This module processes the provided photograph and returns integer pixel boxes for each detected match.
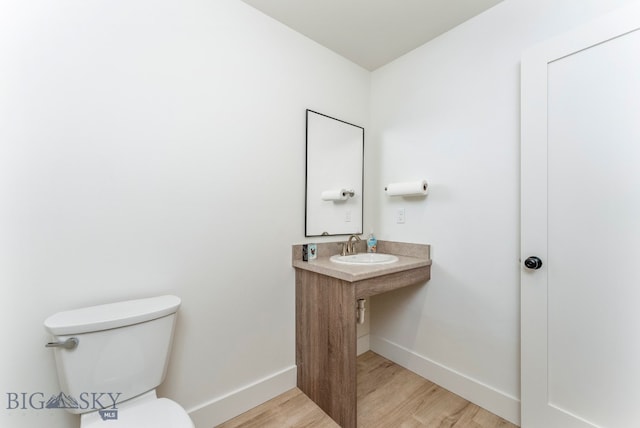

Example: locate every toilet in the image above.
[44,295,194,428]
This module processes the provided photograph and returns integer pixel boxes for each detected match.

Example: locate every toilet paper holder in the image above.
[321,189,355,201]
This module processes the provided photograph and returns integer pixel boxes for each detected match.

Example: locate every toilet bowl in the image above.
[80,391,193,428]
[44,295,194,428]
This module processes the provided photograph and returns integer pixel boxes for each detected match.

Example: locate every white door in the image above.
[521,3,640,427]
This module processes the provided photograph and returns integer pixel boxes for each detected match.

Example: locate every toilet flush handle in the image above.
[45,337,78,350]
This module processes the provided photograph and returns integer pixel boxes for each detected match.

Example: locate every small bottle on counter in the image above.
[367,233,377,253]
[302,244,317,261]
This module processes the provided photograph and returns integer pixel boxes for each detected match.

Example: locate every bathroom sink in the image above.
[330,253,399,265]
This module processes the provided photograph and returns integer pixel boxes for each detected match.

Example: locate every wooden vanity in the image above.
[292,241,431,428]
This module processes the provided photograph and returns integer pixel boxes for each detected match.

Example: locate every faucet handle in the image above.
[341,242,348,256]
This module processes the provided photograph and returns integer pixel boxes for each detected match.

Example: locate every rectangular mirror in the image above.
[305,110,364,237]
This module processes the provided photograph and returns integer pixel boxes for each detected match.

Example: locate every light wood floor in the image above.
[216,351,518,428]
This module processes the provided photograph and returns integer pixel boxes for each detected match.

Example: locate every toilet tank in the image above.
[44,295,181,414]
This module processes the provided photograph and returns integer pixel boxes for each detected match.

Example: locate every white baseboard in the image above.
[370,335,520,426]
[186,336,519,427]
[187,334,368,427]
[187,365,297,428]
[357,334,370,356]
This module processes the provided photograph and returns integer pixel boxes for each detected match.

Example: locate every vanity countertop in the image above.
[293,254,431,282]
[292,240,431,283]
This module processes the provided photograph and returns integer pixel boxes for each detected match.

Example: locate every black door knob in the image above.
[524,256,543,270]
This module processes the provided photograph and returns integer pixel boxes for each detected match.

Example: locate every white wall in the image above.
[0,1,369,427]
[368,0,636,424]
[4,0,637,427]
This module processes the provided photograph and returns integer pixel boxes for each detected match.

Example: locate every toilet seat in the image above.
[81,394,194,428]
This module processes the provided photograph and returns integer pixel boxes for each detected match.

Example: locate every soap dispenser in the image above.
[367,232,377,253]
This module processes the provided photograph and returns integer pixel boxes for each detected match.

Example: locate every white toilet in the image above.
[44,295,194,428]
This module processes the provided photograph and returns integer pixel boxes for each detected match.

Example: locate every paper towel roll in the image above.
[385,180,428,196]
[321,189,349,201]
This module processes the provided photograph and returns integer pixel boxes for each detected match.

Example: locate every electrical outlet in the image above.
[396,208,406,224]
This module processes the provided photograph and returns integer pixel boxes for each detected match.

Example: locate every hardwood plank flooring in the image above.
[215,388,338,428]
[216,351,518,428]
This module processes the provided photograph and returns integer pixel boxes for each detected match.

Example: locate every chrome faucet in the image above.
[341,234,362,256]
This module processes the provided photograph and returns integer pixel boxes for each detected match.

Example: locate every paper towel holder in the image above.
[384,180,429,197]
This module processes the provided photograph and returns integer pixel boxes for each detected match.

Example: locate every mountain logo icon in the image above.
[45,392,79,409]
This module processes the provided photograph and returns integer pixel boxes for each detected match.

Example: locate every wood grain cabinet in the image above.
[292,241,431,428]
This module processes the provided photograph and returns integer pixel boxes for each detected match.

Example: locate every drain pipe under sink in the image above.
[356,299,366,325]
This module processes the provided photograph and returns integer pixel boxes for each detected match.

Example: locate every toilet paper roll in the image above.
[385,180,428,196]
[321,189,349,201]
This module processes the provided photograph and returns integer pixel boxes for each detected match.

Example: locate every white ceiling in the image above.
[240,0,504,70]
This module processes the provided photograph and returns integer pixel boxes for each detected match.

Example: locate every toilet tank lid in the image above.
[44,295,181,335]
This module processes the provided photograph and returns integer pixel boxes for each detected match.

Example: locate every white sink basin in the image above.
[330,253,399,265]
